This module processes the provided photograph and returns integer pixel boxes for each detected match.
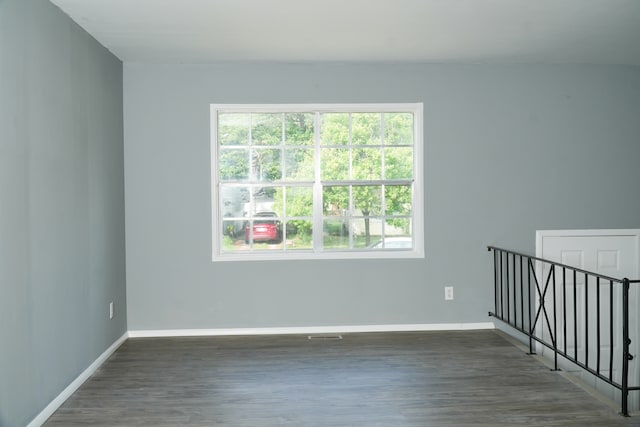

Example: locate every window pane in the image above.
[286,186,313,217]
[352,113,381,145]
[320,113,349,145]
[218,113,249,146]
[384,113,413,145]
[252,148,281,181]
[220,185,250,218]
[353,148,382,180]
[285,220,312,250]
[384,147,413,179]
[353,186,382,217]
[351,217,382,248]
[221,220,246,253]
[285,148,314,181]
[321,148,349,181]
[251,113,282,146]
[384,218,412,241]
[219,149,249,181]
[323,186,350,215]
[220,185,250,252]
[384,185,412,216]
[285,113,314,146]
[251,186,279,214]
[323,219,350,249]
[275,183,313,250]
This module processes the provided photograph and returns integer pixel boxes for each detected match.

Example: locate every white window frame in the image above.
[210,103,424,262]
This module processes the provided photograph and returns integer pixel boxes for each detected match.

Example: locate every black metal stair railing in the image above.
[487,246,640,417]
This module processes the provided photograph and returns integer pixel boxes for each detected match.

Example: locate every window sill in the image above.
[212,248,424,262]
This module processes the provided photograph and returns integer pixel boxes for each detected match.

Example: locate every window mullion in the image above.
[282,186,287,250]
[348,113,353,181]
[281,113,286,250]
[381,183,386,242]
[348,114,354,249]
[312,112,323,252]
[349,185,354,249]
[381,113,386,181]
[280,112,285,185]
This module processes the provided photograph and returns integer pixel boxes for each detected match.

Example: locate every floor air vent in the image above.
[308,334,343,340]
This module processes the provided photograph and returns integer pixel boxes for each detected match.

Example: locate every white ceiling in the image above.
[50,0,640,65]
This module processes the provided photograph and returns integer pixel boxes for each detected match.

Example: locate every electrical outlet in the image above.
[109,302,114,320]
[445,286,454,301]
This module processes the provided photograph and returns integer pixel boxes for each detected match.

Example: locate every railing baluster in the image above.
[573,269,578,361]
[493,251,498,316]
[563,267,567,355]
[553,265,558,370]
[513,253,517,329]
[527,257,534,354]
[622,278,630,417]
[500,250,504,319]
[585,273,589,369]
[596,277,601,375]
[520,255,524,331]
[506,252,510,324]
[609,280,614,383]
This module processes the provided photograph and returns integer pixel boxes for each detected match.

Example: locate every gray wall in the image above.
[0,0,126,426]
[124,62,640,331]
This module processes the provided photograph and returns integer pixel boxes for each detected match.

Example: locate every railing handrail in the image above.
[488,245,628,284]
[488,246,639,417]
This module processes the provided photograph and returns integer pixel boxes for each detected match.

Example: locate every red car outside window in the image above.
[245,212,282,243]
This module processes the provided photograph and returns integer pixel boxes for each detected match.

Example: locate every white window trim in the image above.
[210,103,424,262]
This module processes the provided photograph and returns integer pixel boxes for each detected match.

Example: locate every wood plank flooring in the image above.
[44,330,639,426]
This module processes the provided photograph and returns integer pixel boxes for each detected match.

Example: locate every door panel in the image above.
[536,230,640,408]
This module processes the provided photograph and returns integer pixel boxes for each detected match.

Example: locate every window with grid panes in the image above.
[211,104,423,261]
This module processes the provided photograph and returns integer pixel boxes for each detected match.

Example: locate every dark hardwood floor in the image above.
[44,330,639,426]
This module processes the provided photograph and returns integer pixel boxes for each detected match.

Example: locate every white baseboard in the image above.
[27,332,128,427]
[128,322,495,338]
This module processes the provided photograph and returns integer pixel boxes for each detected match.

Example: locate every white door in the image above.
[536,229,640,409]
